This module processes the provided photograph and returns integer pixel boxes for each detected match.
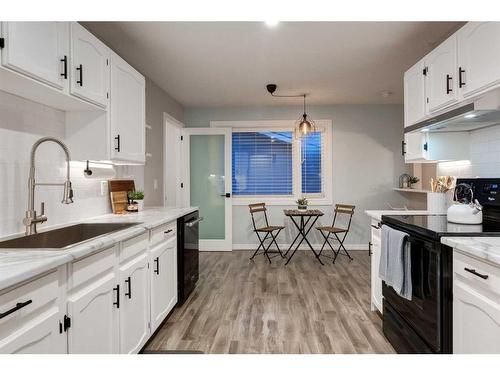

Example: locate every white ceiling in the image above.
[82,21,464,107]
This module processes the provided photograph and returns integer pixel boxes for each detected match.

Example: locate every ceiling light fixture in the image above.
[265,20,280,27]
[266,84,316,139]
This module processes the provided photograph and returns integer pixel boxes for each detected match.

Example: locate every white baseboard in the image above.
[232,243,369,251]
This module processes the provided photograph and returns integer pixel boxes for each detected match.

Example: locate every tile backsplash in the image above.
[0,90,144,238]
[437,125,500,179]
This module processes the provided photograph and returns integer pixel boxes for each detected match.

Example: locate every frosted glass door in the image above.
[183,128,232,251]
[190,135,225,239]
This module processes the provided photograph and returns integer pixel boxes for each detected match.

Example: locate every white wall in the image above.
[0,90,143,238]
[185,104,410,248]
[437,125,500,178]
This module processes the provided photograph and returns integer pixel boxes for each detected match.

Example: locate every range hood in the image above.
[405,89,500,134]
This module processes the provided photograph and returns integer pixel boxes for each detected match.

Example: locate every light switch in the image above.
[100,181,108,196]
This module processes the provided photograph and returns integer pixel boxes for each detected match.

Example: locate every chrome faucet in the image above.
[23,137,74,235]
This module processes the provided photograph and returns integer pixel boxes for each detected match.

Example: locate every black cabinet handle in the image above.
[401,140,406,156]
[368,241,372,256]
[76,64,83,86]
[446,74,452,94]
[154,257,159,275]
[464,267,489,280]
[0,300,32,319]
[125,277,132,299]
[371,224,382,230]
[164,229,173,234]
[114,135,120,152]
[459,67,465,88]
[113,284,120,308]
[60,56,68,79]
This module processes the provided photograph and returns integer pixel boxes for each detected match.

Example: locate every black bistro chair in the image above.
[316,204,355,263]
[248,203,285,263]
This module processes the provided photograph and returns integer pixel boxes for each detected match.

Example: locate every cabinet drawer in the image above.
[454,251,500,296]
[0,270,59,326]
[150,222,177,247]
[120,233,148,263]
[70,246,117,289]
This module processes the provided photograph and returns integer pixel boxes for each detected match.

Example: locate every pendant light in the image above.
[266,84,316,139]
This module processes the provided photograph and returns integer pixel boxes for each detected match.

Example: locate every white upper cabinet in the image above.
[404,132,427,162]
[70,22,110,107]
[1,22,69,91]
[458,22,500,98]
[425,35,458,113]
[110,50,146,163]
[404,58,426,127]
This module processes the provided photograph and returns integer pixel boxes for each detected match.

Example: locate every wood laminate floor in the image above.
[145,250,395,354]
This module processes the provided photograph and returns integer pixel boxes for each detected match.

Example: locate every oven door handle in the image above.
[186,217,203,227]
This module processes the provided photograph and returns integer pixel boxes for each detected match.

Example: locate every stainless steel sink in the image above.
[0,223,142,249]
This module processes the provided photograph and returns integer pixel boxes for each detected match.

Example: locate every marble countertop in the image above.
[0,206,197,291]
[365,210,429,221]
[441,237,500,267]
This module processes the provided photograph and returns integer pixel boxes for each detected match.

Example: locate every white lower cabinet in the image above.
[150,236,178,332]
[0,222,179,354]
[453,251,500,354]
[67,272,119,354]
[369,219,383,313]
[119,252,150,354]
[0,269,66,354]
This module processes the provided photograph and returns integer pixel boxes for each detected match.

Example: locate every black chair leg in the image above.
[319,231,339,263]
[270,229,284,258]
[317,231,330,257]
[334,233,353,261]
[250,232,269,260]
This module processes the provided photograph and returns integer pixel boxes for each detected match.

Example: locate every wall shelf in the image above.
[394,188,430,194]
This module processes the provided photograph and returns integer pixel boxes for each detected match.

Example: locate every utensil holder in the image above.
[427,192,447,214]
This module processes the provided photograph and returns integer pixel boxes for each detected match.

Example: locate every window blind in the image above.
[232,131,293,196]
[301,132,323,194]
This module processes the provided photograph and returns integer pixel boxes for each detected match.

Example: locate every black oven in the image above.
[177,211,201,304]
[380,220,453,353]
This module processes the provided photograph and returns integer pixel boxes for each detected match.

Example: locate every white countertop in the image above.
[441,236,500,267]
[0,207,197,291]
[365,210,429,221]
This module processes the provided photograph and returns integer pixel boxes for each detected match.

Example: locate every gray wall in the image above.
[185,104,411,247]
[145,78,184,207]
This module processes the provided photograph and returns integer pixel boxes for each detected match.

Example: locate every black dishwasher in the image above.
[177,211,201,304]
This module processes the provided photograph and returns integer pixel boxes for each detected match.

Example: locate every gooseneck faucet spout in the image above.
[24,137,74,236]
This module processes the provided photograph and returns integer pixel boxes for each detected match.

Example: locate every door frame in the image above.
[163,112,185,208]
[181,127,232,251]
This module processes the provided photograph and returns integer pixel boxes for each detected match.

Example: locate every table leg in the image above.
[285,216,324,266]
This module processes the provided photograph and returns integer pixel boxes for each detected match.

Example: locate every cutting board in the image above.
[108,180,135,214]
[108,179,135,194]
[110,191,129,214]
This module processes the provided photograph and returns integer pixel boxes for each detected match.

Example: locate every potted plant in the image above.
[296,197,308,210]
[128,190,145,212]
[409,176,420,188]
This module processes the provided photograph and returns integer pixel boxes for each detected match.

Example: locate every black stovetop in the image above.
[381,214,500,240]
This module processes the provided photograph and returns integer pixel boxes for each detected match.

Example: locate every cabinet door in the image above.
[1,22,69,90]
[458,22,500,98]
[404,59,426,127]
[370,220,383,313]
[70,22,110,107]
[425,36,458,113]
[150,237,178,332]
[0,308,65,354]
[454,280,500,354]
[110,51,146,163]
[67,273,119,354]
[404,133,427,162]
[119,253,150,354]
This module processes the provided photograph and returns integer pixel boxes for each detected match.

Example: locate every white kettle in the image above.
[447,183,483,224]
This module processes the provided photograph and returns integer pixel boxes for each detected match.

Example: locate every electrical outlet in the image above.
[100,181,108,196]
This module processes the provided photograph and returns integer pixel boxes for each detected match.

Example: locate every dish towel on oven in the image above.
[379,225,412,300]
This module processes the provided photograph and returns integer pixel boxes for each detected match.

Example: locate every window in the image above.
[212,119,332,205]
[301,132,322,194]
[232,131,293,195]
